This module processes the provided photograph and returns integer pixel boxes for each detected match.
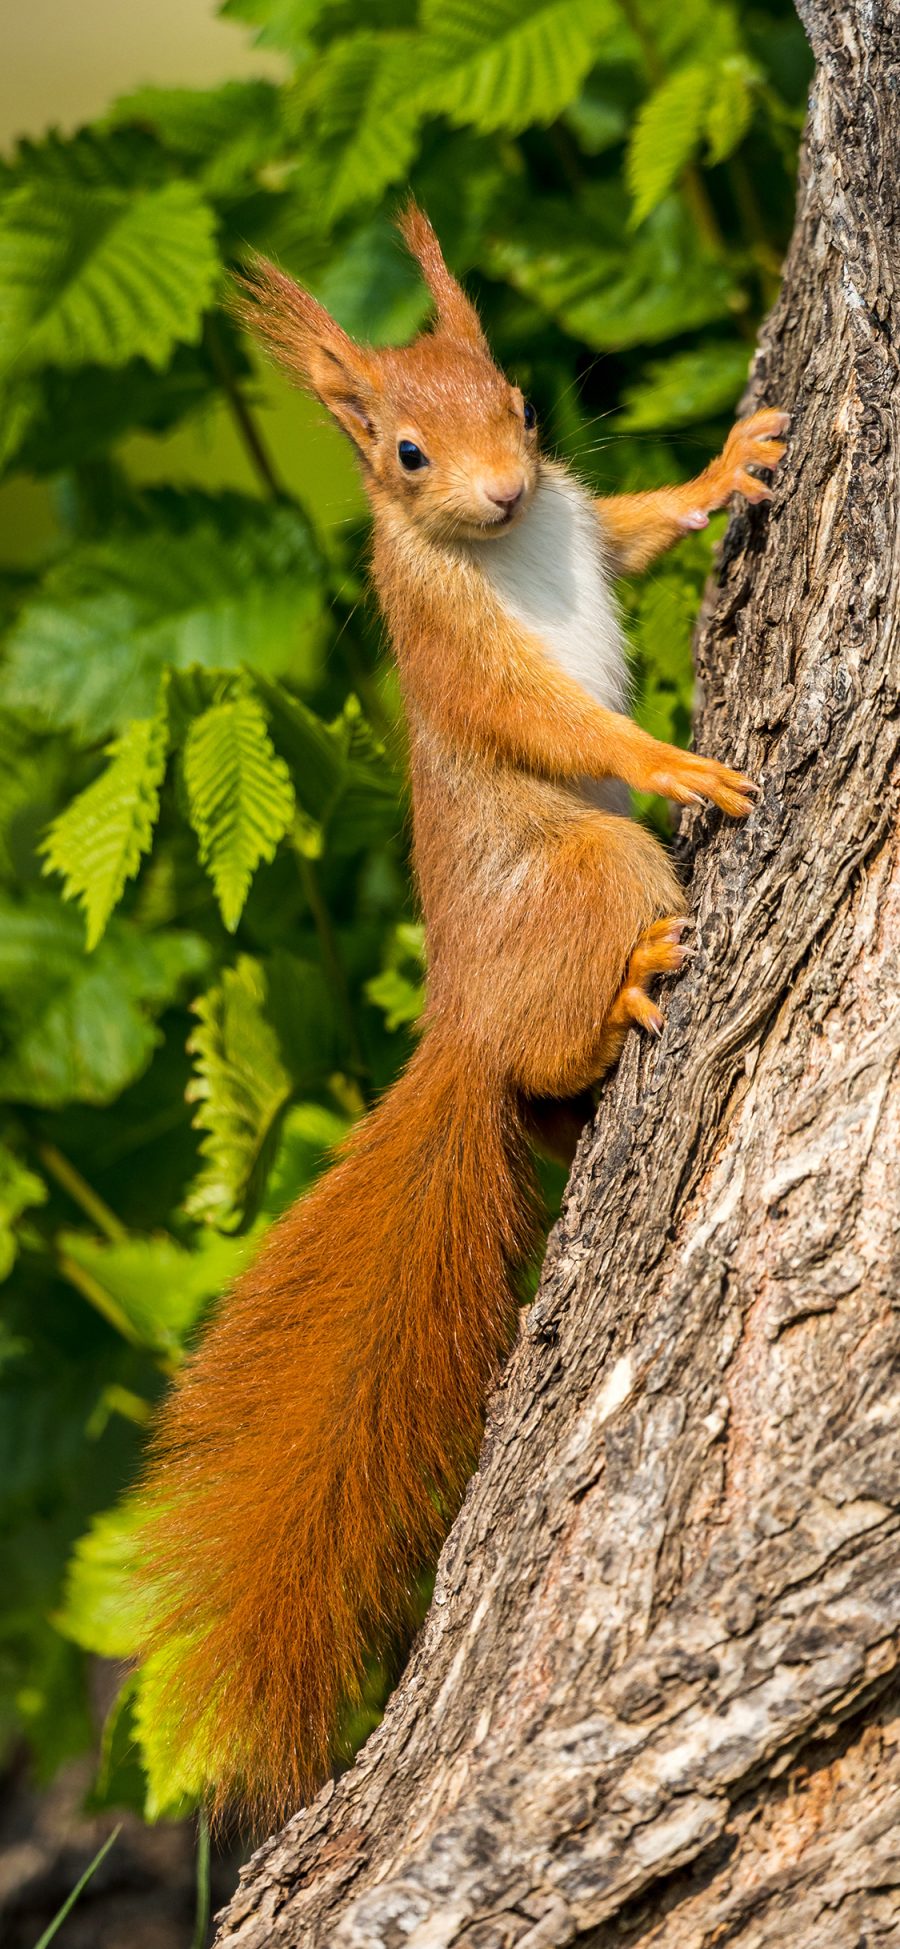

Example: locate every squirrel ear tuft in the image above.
[397,201,486,349]
[233,256,382,453]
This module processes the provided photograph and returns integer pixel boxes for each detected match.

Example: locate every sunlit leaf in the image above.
[1,501,323,740]
[415,0,616,135]
[42,702,169,949]
[183,692,295,931]
[0,178,220,376]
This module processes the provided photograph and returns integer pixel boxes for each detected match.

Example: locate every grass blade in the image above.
[32,1824,121,1949]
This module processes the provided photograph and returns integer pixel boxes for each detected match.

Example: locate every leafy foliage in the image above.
[1,499,324,739]
[0,0,808,1835]
[415,0,617,136]
[183,692,296,931]
[42,703,169,949]
[183,951,335,1229]
[0,178,220,375]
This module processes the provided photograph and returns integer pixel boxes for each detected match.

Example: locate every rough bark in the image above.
[217,2,900,1941]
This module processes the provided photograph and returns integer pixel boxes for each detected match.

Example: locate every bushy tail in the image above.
[137,1024,535,1825]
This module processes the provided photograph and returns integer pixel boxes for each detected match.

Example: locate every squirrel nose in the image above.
[486,479,525,514]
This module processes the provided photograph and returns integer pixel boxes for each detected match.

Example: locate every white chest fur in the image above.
[473,465,628,715]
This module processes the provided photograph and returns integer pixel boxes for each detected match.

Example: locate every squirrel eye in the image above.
[398,439,428,471]
[523,399,537,431]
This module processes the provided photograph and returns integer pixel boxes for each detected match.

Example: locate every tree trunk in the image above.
[217,3,900,1941]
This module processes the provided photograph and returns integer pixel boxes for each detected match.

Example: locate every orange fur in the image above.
[143,1027,534,1821]
[140,206,786,1824]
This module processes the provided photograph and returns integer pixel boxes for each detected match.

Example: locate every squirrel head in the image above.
[237,203,539,542]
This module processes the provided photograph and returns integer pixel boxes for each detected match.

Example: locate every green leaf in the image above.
[0,709,65,881]
[0,178,220,377]
[219,0,329,54]
[1,123,172,192]
[133,1646,206,1819]
[302,33,423,220]
[56,1500,150,1661]
[183,692,295,930]
[0,895,207,1107]
[313,219,432,345]
[0,1142,47,1281]
[261,1099,349,1215]
[1,347,228,481]
[629,550,709,746]
[184,950,337,1230]
[253,677,400,857]
[416,0,615,135]
[183,954,292,1230]
[365,920,425,1031]
[57,1228,251,1355]
[106,80,286,195]
[705,55,758,163]
[626,64,713,226]
[620,341,749,429]
[42,703,169,949]
[564,84,630,155]
[489,194,740,351]
[1,501,324,740]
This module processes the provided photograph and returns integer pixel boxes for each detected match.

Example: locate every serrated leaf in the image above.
[489,196,740,351]
[2,124,173,193]
[0,1143,47,1281]
[0,177,221,377]
[56,1501,150,1661]
[312,219,431,345]
[184,950,336,1229]
[42,705,169,950]
[184,693,295,930]
[303,33,423,220]
[0,709,66,881]
[626,65,713,227]
[57,1228,251,1355]
[261,1099,349,1216]
[416,0,615,135]
[621,341,749,429]
[0,894,207,1107]
[564,85,630,155]
[183,955,291,1230]
[1,501,323,740]
[107,80,286,195]
[630,553,708,746]
[365,920,425,1031]
[133,1645,207,1819]
[251,672,345,815]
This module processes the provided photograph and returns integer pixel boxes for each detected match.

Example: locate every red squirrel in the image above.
[137,204,787,1824]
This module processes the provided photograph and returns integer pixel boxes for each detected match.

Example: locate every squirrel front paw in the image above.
[714,407,790,508]
[645,748,758,819]
[678,408,789,531]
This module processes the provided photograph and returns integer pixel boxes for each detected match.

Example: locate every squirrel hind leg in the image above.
[595,914,690,1069]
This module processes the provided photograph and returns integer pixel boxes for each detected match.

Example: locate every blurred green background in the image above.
[0,0,809,1939]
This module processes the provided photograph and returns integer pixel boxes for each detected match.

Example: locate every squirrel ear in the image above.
[234,257,382,455]
[397,201,486,349]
